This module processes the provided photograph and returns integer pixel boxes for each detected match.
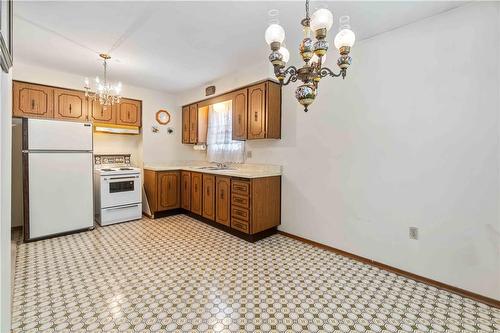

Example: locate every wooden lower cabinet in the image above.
[202,174,215,220]
[157,171,180,211]
[144,169,281,239]
[144,170,180,216]
[190,172,202,215]
[230,177,281,234]
[181,171,191,210]
[215,176,230,226]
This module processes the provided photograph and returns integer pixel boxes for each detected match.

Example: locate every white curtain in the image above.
[207,100,245,163]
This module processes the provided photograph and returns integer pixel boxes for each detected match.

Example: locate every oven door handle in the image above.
[104,176,140,181]
[104,203,140,211]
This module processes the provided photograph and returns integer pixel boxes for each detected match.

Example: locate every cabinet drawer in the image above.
[231,193,249,208]
[231,206,249,221]
[232,180,249,196]
[231,218,249,233]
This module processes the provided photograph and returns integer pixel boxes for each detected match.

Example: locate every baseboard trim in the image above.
[278,231,499,309]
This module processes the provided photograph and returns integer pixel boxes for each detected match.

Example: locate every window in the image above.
[206,101,245,163]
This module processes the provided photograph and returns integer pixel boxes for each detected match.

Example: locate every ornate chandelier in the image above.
[265,0,355,111]
[84,53,122,107]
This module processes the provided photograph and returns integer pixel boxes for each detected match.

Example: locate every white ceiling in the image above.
[14,1,466,93]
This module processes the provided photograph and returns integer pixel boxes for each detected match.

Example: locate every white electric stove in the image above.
[93,154,142,226]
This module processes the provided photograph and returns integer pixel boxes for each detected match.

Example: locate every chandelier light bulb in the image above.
[334,28,355,49]
[310,8,334,32]
[265,24,285,45]
[279,47,290,63]
[95,77,100,84]
[334,16,355,49]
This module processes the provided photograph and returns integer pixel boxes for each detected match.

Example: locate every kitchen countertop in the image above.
[143,163,282,179]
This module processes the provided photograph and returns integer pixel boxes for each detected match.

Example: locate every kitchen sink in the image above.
[195,166,236,171]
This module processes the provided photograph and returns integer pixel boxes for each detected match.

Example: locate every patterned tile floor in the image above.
[12,215,499,332]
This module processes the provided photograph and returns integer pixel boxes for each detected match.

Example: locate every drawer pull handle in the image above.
[69,104,72,113]
[207,187,210,196]
[194,184,198,192]
[31,99,35,109]
[221,189,224,199]
[254,112,258,121]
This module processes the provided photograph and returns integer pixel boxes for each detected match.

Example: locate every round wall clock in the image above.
[156,110,171,125]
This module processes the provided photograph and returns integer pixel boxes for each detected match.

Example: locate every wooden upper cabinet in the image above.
[13,81,54,119]
[182,106,190,143]
[157,171,180,211]
[247,81,281,140]
[89,99,115,124]
[216,176,231,226]
[232,89,247,141]
[189,104,198,143]
[181,79,281,144]
[53,88,88,122]
[12,80,143,128]
[202,174,215,220]
[248,82,266,140]
[190,172,202,215]
[115,98,141,127]
[181,171,191,210]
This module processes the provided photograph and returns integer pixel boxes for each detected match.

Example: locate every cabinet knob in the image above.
[207,187,210,196]
[221,189,224,199]
[238,115,241,124]
[254,112,258,121]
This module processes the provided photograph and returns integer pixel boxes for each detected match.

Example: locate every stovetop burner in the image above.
[100,168,114,171]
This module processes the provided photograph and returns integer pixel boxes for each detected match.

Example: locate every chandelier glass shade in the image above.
[84,53,122,107]
[265,0,355,112]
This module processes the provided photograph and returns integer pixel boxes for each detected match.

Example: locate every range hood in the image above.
[93,123,140,135]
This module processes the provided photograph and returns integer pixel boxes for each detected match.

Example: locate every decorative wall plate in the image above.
[156,110,171,125]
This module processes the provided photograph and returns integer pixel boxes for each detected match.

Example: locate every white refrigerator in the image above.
[23,118,94,241]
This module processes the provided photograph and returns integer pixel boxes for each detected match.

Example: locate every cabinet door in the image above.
[189,104,198,143]
[247,82,266,139]
[116,99,141,127]
[181,171,191,210]
[215,176,230,226]
[232,89,247,140]
[157,171,180,211]
[53,88,88,122]
[13,81,54,119]
[182,106,190,143]
[202,174,215,220]
[190,172,202,215]
[89,99,115,124]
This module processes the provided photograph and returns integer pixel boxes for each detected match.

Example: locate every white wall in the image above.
[12,61,200,167]
[179,3,500,300]
[0,69,13,332]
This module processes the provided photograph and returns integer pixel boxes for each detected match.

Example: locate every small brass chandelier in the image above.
[265,0,355,111]
[84,53,122,107]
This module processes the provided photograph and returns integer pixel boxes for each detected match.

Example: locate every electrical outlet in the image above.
[246,150,252,158]
[409,227,418,240]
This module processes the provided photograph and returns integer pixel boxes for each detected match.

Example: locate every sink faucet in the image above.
[216,162,227,169]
